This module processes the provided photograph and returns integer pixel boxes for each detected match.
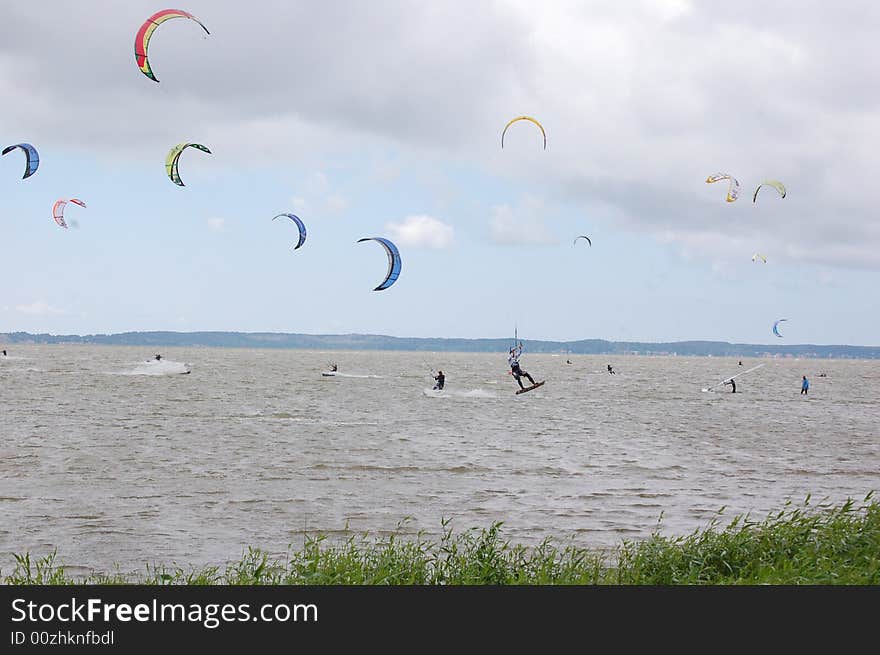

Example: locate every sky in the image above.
[1,0,878,345]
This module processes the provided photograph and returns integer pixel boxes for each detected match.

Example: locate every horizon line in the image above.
[2,329,878,350]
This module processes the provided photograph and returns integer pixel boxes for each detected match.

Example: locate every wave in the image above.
[118,360,192,376]
[321,372,382,379]
[422,388,497,399]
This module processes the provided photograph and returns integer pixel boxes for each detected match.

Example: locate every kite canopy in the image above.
[272,213,307,250]
[52,198,86,229]
[358,237,401,291]
[2,143,39,179]
[706,173,740,202]
[501,116,547,150]
[573,235,592,247]
[165,143,211,186]
[751,253,767,263]
[135,9,210,82]
[753,180,786,203]
[772,318,787,338]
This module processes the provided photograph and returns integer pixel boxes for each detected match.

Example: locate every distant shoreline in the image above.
[2,331,878,359]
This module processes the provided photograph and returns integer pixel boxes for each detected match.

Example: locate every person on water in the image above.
[607,364,615,374]
[433,370,445,391]
[1,349,6,357]
[801,375,809,395]
[154,354,162,361]
[738,360,743,366]
[330,363,338,372]
[508,344,536,390]
[566,359,572,365]
[724,378,736,393]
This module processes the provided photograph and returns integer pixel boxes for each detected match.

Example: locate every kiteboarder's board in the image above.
[321,372,336,376]
[515,381,545,395]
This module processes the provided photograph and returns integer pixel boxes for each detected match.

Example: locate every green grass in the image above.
[4,494,878,585]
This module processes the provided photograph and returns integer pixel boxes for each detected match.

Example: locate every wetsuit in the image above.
[433,372,445,390]
[801,377,809,395]
[607,365,615,374]
[730,379,736,393]
[508,346,535,389]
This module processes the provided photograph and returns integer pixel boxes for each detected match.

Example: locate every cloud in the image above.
[304,172,330,195]
[291,172,348,216]
[3,1,880,269]
[488,203,556,246]
[207,217,227,232]
[290,196,308,214]
[385,215,454,249]
[325,194,349,214]
[16,301,65,316]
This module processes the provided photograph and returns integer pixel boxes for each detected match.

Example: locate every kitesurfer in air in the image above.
[607,364,615,374]
[508,344,536,390]
[801,375,809,395]
[433,370,445,391]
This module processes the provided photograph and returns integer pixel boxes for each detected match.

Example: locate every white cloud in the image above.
[305,172,331,195]
[385,215,454,249]
[488,204,556,246]
[3,1,880,269]
[290,196,308,214]
[290,173,347,217]
[16,301,65,316]
[325,194,349,214]
[207,217,227,232]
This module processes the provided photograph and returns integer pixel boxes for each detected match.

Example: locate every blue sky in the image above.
[2,1,878,345]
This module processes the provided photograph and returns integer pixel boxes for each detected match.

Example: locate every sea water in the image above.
[1,345,877,573]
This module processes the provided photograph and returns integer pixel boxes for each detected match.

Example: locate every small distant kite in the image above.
[165,143,211,186]
[706,173,740,202]
[52,199,86,229]
[753,180,786,203]
[272,213,307,250]
[573,235,592,247]
[751,253,767,263]
[2,143,39,179]
[358,237,401,291]
[772,318,787,338]
[501,116,547,150]
[135,9,210,82]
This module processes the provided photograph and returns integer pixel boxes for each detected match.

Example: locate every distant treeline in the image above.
[2,331,878,359]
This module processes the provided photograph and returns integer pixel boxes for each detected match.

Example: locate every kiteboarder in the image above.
[432,370,445,391]
[724,378,736,393]
[607,364,615,374]
[330,363,338,372]
[1,349,6,357]
[154,354,162,361]
[801,375,809,395]
[508,344,536,390]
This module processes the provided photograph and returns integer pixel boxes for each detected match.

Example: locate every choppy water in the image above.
[1,345,877,574]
